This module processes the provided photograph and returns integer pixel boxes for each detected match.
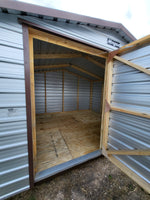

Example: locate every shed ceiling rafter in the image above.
[70,64,103,81]
[83,55,105,69]
[34,53,105,69]
[34,64,69,70]
[35,63,103,81]
[35,68,92,81]
[34,53,82,59]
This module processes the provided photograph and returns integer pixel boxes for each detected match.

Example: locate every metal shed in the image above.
[0,1,150,199]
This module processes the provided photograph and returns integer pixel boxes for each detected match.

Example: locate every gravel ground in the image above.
[8,156,150,200]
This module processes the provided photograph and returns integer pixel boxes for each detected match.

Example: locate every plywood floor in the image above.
[36,110,101,173]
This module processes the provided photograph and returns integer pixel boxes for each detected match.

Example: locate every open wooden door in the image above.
[100,35,150,193]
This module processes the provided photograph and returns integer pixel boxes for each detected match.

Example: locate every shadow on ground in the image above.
[8,156,150,200]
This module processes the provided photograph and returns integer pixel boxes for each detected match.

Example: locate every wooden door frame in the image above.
[100,35,150,193]
[23,25,106,188]
[23,24,35,188]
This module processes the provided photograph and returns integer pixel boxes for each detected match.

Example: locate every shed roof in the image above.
[0,0,136,43]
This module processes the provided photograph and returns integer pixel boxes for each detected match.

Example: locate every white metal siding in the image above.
[19,16,127,51]
[79,78,90,110]
[46,71,63,113]
[64,72,78,111]
[92,82,102,113]
[112,45,150,114]
[0,13,29,200]
[108,44,150,185]
[35,73,45,114]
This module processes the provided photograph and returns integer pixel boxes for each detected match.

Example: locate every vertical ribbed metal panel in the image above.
[64,72,78,111]
[92,81,102,113]
[108,44,150,186]
[34,73,45,114]
[0,13,29,199]
[46,71,63,113]
[79,78,90,110]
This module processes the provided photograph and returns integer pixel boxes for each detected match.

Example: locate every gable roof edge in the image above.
[0,0,136,41]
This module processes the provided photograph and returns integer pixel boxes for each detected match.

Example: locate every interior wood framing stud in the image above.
[100,58,113,150]
[29,35,37,175]
[44,72,47,113]
[114,56,150,76]
[77,77,79,110]
[84,55,105,69]
[100,83,104,115]
[35,64,69,70]
[29,27,107,58]
[34,53,82,59]
[111,106,150,119]
[62,70,64,112]
[90,81,93,110]
[70,64,103,81]
[107,149,150,156]
[108,155,150,194]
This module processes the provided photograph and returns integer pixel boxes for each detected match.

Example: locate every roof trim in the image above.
[18,18,108,53]
[0,0,136,41]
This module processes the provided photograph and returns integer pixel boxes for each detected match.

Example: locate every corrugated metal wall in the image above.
[35,73,45,114]
[92,81,102,113]
[46,71,63,113]
[0,13,29,199]
[34,71,103,113]
[79,78,90,110]
[108,44,150,185]
[64,72,78,111]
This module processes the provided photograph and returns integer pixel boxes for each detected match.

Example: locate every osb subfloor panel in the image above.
[36,110,101,173]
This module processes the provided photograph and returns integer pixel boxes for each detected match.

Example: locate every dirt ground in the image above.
[9,156,149,200]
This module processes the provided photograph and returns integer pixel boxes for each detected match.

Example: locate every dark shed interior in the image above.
[33,39,105,173]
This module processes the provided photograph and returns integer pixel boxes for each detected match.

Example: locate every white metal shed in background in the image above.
[0,0,150,199]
